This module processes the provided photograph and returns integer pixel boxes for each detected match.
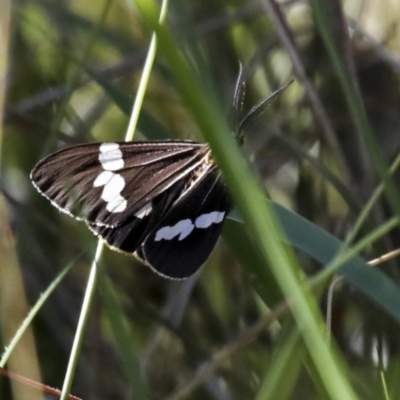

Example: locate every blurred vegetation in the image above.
[2,0,400,399]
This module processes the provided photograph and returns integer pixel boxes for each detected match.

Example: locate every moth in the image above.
[31,68,289,279]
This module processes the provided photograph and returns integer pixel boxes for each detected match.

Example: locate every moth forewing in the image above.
[31,141,210,228]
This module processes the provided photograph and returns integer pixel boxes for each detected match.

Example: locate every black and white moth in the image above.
[31,68,290,279]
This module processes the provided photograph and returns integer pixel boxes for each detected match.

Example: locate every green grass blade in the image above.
[229,201,400,325]
[255,323,304,400]
[98,268,150,400]
[134,2,358,398]
[60,243,103,400]
[0,255,82,367]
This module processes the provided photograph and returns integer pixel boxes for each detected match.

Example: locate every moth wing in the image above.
[31,141,208,227]
[138,166,231,279]
[87,180,185,254]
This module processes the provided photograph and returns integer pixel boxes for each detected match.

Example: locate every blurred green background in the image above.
[2,0,400,399]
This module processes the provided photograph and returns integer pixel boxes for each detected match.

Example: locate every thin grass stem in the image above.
[0,255,82,367]
[60,1,169,398]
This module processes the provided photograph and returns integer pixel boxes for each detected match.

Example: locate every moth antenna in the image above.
[237,79,294,143]
[232,62,246,131]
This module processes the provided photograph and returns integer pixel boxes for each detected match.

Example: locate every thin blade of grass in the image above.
[134,2,358,398]
[98,268,150,400]
[0,254,84,367]
[255,323,304,400]
[60,1,170,398]
[229,201,400,325]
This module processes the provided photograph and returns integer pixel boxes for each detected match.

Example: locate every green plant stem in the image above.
[381,370,390,400]
[313,216,399,284]
[60,1,169,398]
[60,243,103,400]
[98,270,150,399]
[134,2,358,398]
[344,151,400,246]
[0,256,81,367]
[126,0,169,142]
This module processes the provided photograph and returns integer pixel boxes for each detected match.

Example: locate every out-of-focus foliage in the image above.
[2,0,400,399]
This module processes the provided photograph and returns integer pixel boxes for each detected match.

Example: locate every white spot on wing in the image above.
[134,203,152,219]
[106,195,127,212]
[178,221,195,240]
[100,143,119,152]
[195,211,225,228]
[155,219,194,241]
[91,144,128,213]
[93,170,114,187]
[101,174,125,202]
[99,143,124,171]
